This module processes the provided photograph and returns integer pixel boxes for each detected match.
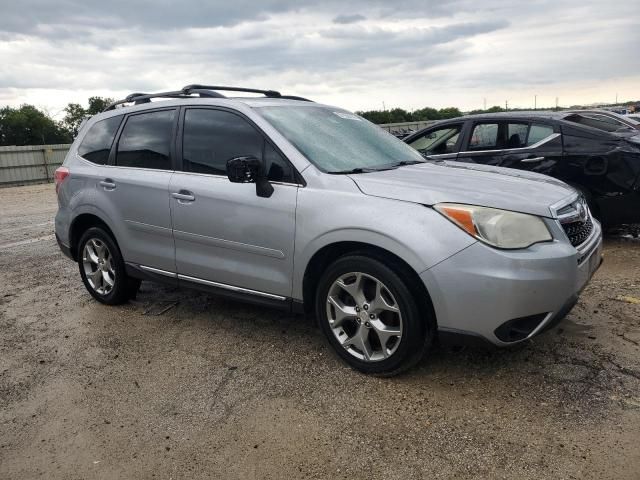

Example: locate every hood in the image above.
[349,161,576,218]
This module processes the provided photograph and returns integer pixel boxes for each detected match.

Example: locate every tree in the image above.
[62,96,114,137]
[62,103,86,138]
[0,105,70,146]
[436,107,463,119]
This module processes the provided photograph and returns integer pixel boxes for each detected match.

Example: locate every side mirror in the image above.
[226,156,274,198]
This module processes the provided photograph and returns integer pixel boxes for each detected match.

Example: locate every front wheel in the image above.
[78,227,140,305]
[315,255,432,375]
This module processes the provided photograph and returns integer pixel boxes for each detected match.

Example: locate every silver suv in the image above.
[54,85,603,375]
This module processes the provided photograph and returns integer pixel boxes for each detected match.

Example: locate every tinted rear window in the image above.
[565,114,621,132]
[77,116,123,164]
[116,110,175,170]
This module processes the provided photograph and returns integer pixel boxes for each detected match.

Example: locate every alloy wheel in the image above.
[326,272,403,362]
[82,238,115,295]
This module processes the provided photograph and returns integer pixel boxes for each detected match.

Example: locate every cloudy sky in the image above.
[1,0,638,117]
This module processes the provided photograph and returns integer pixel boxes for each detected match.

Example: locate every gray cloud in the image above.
[0,0,638,113]
[332,14,366,24]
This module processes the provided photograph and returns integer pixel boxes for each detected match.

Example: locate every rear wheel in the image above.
[78,227,140,305]
[316,255,432,375]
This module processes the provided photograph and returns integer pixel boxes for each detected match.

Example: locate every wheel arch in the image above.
[69,213,118,261]
[300,241,437,330]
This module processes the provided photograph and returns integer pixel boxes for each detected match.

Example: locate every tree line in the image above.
[356,105,505,124]
[0,97,113,146]
[0,96,510,146]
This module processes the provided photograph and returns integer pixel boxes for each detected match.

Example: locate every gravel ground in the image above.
[1,183,639,480]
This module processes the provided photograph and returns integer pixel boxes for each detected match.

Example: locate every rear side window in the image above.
[116,110,175,170]
[182,108,295,182]
[469,123,499,149]
[527,124,554,145]
[506,123,528,148]
[77,116,122,165]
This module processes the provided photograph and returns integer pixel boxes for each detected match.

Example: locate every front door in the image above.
[405,123,463,161]
[170,107,299,298]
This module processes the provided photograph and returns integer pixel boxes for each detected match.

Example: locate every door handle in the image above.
[99,179,116,190]
[520,156,545,163]
[171,190,196,202]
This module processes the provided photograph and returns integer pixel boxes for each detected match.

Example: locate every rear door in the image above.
[405,123,463,161]
[500,121,563,173]
[170,107,299,298]
[94,108,177,274]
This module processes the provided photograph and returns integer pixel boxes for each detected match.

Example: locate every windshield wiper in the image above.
[328,166,396,174]
[389,159,426,167]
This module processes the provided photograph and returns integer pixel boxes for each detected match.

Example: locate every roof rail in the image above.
[103,85,312,111]
[103,89,226,111]
[182,84,282,98]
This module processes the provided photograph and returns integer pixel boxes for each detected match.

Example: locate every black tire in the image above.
[77,226,140,305]
[315,255,433,376]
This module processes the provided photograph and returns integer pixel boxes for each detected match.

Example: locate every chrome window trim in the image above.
[77,155,175,174]
[458,133,560,155]
[171,170,302,187]
[91,160,175,174]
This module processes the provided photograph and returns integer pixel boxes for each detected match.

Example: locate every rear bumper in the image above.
[423,221,603,346]
[56,233,74,261]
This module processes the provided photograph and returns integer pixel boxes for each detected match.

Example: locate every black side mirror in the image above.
[226,156,274,198]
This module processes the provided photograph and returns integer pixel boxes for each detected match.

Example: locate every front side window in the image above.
[255,106,425,173]
[468,123,499,150]
[182,108,295,182]
[409,125,461,155]
[116,110,175,170]
[527,124,555,145]
[77,115,123,165]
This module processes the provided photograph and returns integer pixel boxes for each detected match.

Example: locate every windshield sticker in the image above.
[333,112,362,121]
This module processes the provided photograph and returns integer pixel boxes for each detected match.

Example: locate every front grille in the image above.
[562,215,593,247]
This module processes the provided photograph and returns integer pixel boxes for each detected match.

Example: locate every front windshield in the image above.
[256,105,425,172]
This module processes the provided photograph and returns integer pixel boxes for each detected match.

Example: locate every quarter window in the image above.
[469,123,499,150]
[77,116,122,165]
[116,110,175,170]
[182,109,295,182]
[527,124,554,146]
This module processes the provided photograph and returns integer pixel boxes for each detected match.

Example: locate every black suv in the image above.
[404,111,640,227]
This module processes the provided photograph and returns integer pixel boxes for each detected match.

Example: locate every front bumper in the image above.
[422,219,603,346]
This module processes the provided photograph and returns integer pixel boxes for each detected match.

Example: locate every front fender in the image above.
[291,188,475,300]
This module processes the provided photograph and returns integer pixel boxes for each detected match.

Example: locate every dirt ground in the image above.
[1,183,639,480]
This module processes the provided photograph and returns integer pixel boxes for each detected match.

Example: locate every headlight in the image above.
[434,203,552,249]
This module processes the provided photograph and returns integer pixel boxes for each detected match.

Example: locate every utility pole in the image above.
[555,97,559,110]
[505,100,508,111]
[615,92,618,104]
[534,95,537,110]
[382,101,386,111]
[483,98,487,110]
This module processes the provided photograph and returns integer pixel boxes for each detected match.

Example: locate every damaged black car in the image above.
[404,111,640,227]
